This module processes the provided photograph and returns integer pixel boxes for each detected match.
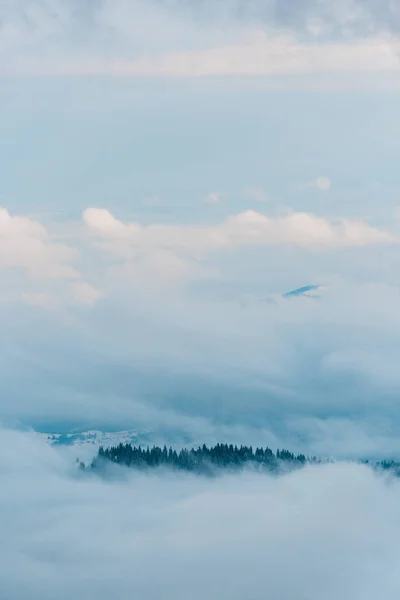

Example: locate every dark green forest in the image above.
[85,442,400,476]
[88,442,316,474]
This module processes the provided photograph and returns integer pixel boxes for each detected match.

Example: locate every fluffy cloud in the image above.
[83,208,140,238]
[80,207,395,292]
[1,429,400,600]
[222,210,392,246]
[0,208,99,307]
[0,207,78,279]
[83,207,394,256]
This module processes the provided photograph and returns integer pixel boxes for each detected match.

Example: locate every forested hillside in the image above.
[87,443,400,476]
[89,442,316,474]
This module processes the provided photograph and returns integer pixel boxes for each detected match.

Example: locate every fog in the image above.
[3,271,400,459]
[1,429,400,599]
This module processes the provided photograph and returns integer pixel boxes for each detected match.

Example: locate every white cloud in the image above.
[308,176,332,191]
[83,207,394,256]
[0,208,101,308]
[224,209,393,247]
[83,207,139,238]
[2,1,400,80]
[79,207,395,293]
[2,429,400,600]
[0,207,78,279]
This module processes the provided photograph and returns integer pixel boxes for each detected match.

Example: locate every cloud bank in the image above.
[1,206,400,458]
[2,0,400,78]
[1,429,400,600]
[84,206,393,251]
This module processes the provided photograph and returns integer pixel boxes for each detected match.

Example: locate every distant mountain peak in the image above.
[283,285,322,298]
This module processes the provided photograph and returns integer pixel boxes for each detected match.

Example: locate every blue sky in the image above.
[2,78,400,223]
[1,0,400,457]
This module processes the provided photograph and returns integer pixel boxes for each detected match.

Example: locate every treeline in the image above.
[89,442,317,474]
[84,443,400,477]
[363,459,400,476]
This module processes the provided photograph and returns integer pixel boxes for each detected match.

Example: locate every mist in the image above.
[1,428,400,600]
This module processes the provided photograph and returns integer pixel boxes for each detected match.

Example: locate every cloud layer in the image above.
[1,429,400,600]
[2,0,400,78]
[84,206,394,250]
[0,205,400,458]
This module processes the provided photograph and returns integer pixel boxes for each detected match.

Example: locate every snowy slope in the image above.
[35,430,155,462]
[36,428,199,462]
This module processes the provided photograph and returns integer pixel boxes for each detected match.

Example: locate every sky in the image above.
[1,0,400,459]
